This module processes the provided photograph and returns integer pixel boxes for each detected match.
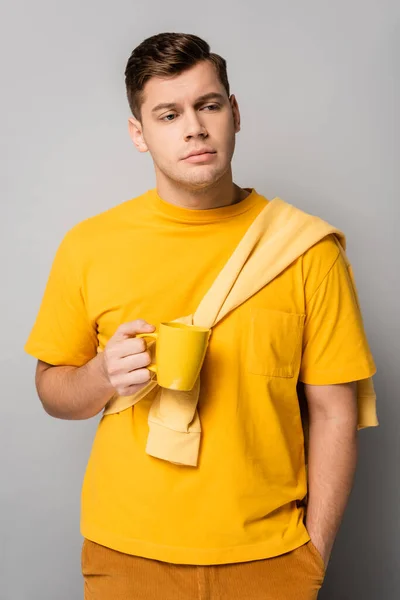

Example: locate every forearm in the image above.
[305,416,358,560]
[36,353,114,420]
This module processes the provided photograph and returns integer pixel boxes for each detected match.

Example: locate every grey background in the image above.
[1,0,398,598]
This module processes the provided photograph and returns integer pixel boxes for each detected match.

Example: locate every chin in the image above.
[182,167,227,189]
[187,177,219,189]
[158,162,228,190]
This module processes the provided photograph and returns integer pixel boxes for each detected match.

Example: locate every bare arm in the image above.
[304,381,358,568]
[35,320,155,420]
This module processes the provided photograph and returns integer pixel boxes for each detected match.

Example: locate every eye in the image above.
[161,113,177,122]
[202,104,219,111]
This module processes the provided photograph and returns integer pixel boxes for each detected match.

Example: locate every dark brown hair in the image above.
[124,33,230,119]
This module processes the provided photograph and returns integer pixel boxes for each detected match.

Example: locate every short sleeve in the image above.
[24,228,98,367]
[299,236,376,385]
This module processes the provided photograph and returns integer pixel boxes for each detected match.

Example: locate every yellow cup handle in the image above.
[136,332,158,373]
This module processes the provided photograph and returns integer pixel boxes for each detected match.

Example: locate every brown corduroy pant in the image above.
[82,539,326,599]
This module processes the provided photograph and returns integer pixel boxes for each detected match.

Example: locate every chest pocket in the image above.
[247,308,305,377]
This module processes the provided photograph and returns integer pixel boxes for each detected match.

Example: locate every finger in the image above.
[113,337,148,358]
[109,351,151,376]
[119,381,154,397]
[113,320,155,341]
[116,368,152,394]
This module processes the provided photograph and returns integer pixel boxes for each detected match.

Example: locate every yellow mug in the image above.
[137,322,211,391]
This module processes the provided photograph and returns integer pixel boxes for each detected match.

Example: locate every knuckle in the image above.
[142,351,151,365]
[105,344,117,358]
[134,318,147,329]
[107,361,119,377]
[109,373,120,387]
[133,368,151,384]
[134,338,146,352]
[118,387,132,396]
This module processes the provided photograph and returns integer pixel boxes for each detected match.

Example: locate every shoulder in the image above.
[301,234,342,299]
[70,192,147,238]
[59,191,149,255]
[270,196,347,297]
[302,234,341,271]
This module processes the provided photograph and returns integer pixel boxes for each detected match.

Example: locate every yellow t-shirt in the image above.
[25,188,376,565]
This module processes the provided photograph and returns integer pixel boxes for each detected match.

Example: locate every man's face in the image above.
[128,61,241,191]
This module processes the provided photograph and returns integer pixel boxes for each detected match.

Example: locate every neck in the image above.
[155,168,249,210]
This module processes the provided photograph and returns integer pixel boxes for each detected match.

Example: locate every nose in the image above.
[183,110,208,141]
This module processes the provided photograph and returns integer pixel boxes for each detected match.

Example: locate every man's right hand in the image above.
[101,319,156,396]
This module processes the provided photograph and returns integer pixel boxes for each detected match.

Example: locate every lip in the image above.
[184,152,217,164]
[182,148,217,160]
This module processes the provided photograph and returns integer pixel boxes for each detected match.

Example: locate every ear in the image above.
[128,117,148,153]
[229,94,241,133]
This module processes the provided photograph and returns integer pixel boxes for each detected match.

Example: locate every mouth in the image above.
[182,149,217,163]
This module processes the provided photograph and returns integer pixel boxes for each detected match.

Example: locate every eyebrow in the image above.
[151,92,226,114]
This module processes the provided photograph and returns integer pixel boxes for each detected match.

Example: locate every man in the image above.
[25,32,377,599]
